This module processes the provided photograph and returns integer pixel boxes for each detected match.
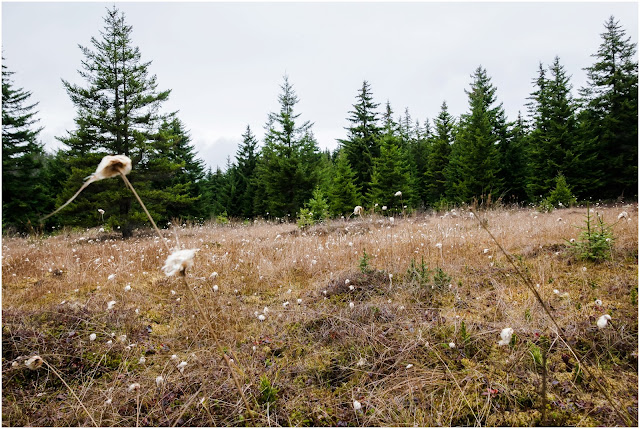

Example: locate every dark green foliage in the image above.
[424,101,455,205]
[579,16,638,199]
[338,81,381,200]
[234,126,259,218]
[367,135,411,211]
[254,76,321,218]
[2,61,49,231]
[406,256,431,286]
[359,249,372,274]
[55,6,198,236]
[568,206,615,262]
[499,112,529,202]
[545,173,577,208]
[446,67,503,202]
[526,58,582,200]
[327,151,359,217]
[432,267,452,290]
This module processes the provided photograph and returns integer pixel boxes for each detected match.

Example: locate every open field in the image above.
[2,205,638,427]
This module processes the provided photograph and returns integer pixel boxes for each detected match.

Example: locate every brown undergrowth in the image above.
[2,205,638,426]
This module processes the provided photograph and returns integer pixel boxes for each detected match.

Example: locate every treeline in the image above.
[2,7,637,235]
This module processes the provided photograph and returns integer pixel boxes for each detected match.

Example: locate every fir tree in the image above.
[149,118,205,220]
[338,81,381,200]
[254,76,321,218]
[579,16,638,199]
[446,66,503,202]
[327,150,359,217]
[499,112,529,202]
[235,125,259,218]
[527,57,582,199]
[2,60,49,231]
[425,101,455,205]
[55,7,199,237]
[367,137,411,211]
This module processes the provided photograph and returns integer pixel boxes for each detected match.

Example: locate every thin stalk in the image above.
[119,172,171,253]
[471,208,635,426]
[180,274,255,423]
[43,359,98,427]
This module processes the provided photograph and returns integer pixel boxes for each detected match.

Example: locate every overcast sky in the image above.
[2,1,638,170]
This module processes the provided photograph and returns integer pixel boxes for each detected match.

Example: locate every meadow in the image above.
[2,205,638,427]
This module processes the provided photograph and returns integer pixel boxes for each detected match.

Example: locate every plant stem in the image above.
[43,359,98,427]
[119,172,171,252]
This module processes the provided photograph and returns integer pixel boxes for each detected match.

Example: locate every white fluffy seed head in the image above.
[107,300,116,310]
[128,383,141,392]
[89,333,97,341]
[89,155,132,181]
[25,355,44,370]
[353,400,362,410]
[497,327,514,346]
[155,376,164,386]
[597,314,611,329]
[162,248,199,276]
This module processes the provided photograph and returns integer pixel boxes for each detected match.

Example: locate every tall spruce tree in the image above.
[235,126,259,218]
[146,118,205,221]
[499,112,529,202]
[327,150,359,216]
[446,66,503,202]
[2,61,49,231]
[367,134,411,211]
[579,16,638,199]
[526,57,582,199]
[254,76,321,218]
[56,6,197,236]
[425,101,455,205]
[338,81,381,201]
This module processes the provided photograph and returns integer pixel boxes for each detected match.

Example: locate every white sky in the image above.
[2,1,638,170]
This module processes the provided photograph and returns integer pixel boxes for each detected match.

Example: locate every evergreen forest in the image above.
[3,7,638,235]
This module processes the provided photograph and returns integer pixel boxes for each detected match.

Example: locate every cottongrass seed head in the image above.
[89,155,132,182]
[25,355,44,370]
[162,248,199,276]
[498,327,514,346]
[597,314,612,329]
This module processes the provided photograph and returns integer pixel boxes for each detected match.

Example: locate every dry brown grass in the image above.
[2,205,638,426]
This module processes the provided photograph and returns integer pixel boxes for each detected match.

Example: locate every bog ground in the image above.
[2,205,638,427]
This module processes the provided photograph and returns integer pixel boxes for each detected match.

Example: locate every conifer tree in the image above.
[2,61,49,230]
[148,118,205,220]
[235,126,259,218]
[446,66,503,202]
[55,7,198,236]
[579,16,638,199]
[327,150,359,216]
[338,81,381,200]
[527,57,582,199]
[367,136,411,211]
[254,76,321,218]
[499,112,529,202]
[425,101,455,205]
